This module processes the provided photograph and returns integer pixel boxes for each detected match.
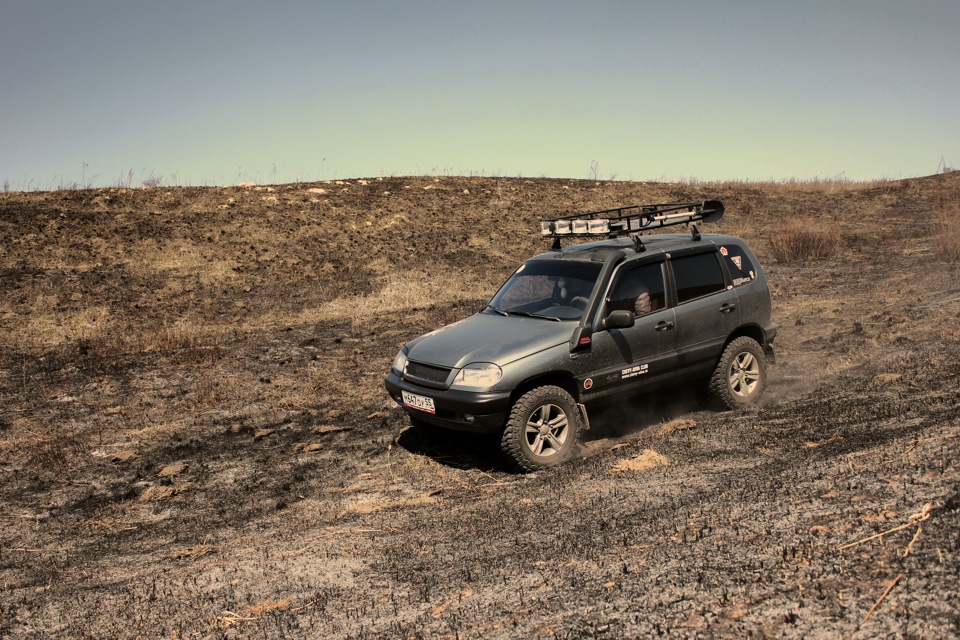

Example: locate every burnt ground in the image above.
[1,174,958,638]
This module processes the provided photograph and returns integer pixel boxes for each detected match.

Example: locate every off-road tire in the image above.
[709,336,766,409]
[501,385,581,472]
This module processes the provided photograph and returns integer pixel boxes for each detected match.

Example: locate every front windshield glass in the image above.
[487,260,602,321]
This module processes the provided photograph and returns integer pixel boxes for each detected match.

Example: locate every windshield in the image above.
[487,260,602,321]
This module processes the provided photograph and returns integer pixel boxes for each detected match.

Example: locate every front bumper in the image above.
[384,372,511,433]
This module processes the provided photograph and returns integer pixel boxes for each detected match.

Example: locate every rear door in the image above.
[667,249,740,379]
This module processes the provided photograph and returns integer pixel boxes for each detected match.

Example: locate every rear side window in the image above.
[672,252,726,303]
[720,245,757,286]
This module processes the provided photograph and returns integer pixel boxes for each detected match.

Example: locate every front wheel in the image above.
[501,386,581,471]
[709,336,767,409]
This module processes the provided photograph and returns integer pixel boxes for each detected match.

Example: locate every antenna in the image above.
[690,222,701,241]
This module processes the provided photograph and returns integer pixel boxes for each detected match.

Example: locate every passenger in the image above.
[633,289,653,316]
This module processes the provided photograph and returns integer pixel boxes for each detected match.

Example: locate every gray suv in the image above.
[385,201,776,471]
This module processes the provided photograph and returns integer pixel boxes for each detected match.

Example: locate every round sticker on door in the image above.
[583,378,594,390]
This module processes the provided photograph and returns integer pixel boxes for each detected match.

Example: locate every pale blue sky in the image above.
[2,0,957,189]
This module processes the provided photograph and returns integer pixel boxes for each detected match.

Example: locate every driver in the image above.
[634,289,652,315]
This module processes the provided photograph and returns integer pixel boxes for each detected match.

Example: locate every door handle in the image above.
[655,321,674,331]
[719,303,737,314]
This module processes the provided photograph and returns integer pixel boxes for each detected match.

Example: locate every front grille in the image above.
[404,361,452,386]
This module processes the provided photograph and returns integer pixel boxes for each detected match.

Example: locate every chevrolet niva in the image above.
[385,201,776,471]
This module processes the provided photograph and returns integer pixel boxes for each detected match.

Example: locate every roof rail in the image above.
[541,200,724,249]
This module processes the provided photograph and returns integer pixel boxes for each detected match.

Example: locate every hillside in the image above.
[1,174,958,638]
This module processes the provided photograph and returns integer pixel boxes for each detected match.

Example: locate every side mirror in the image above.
[604,309,635,330]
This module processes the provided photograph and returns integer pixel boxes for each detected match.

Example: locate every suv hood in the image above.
[405,312,572,369]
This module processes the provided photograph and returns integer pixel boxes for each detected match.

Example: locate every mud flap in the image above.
[577,402,590,431]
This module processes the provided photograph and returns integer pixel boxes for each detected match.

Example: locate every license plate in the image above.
[402,390,436,414]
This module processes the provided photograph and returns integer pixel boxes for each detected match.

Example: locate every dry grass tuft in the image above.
[191,353,226,409]
[137,321,207,354]
[25,430,87,469]
[768,220,840,262]
[610,449,669,474]
[657,418,697,436]
[216,598,293,629]
[932,199,960,261]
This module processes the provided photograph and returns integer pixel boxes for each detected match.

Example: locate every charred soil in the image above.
[1,174,959,638]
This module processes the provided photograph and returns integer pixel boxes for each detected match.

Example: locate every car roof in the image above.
[528,233,746,263]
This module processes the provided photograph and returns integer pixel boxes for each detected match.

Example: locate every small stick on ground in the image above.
[845,574,902,640]
[838,503,933,551]
[903,523,924,558]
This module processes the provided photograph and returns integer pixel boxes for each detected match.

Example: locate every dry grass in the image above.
[768,219,840,262]
[1,417,88,469]
[137,321,219,356]
[279,270,496,330]
[610,449,669,473]
[192,363,223,409]
[689,175,878,194]
[5,305,217,359]
[932,197,960,261]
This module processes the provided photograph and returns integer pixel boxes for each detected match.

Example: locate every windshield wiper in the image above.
[505,310,562,322]
[485,305,509,316]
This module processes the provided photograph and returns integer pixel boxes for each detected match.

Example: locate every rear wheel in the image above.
[709,336,766,409]
[501,386,581,471]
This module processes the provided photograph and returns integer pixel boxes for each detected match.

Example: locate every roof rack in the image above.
[541,200,724,250]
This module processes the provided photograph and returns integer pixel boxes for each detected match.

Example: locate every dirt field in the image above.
[1,174,958,638]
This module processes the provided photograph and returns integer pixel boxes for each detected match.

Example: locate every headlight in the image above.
[452,363,502,388]
[391,350,408,375]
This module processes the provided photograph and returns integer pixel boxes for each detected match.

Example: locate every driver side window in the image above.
[607,262,666,317]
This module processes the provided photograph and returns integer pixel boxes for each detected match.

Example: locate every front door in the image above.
[578,259,678,399]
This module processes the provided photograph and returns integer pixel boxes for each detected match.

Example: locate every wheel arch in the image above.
[509,372,582,406]
[723,323,768,352]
